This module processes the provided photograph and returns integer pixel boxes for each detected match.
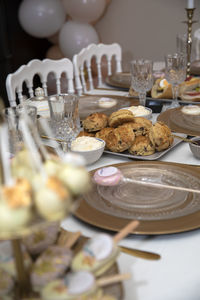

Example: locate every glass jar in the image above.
[26,87,50,118]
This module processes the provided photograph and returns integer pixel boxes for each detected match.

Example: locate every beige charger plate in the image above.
[105,73,131,89]
[158,107,200,136]
[75,161,200,235]
[78,94,139,120]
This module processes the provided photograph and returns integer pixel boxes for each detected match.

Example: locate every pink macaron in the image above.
[93,167,123,186]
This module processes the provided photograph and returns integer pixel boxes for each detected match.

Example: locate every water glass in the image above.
[3,104,37,154]
[164,53,186,108]
[48,94,80,151]
[130,59,153,106]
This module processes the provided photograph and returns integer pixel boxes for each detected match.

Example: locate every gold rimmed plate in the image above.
[78,94,138,120]
[157,107,200,136]
[75,161,200,235]
[105,73,131,89]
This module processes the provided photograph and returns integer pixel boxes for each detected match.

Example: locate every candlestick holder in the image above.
[183,8,197,77]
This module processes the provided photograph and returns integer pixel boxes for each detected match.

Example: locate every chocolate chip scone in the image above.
[133,117,152,134]
[120,117,152,137]
[82,112,108,132]
[128,135,155,156]
[95,127,114,149]
[149,121,174,151]
[106,125,135,152]
[77,131,96,137]
[108,109,135,127]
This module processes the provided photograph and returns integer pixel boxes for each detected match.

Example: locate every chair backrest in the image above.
[6,58,74,107]
[73,43,122,95]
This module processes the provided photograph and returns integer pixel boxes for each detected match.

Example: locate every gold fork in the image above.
[172,134,198,145]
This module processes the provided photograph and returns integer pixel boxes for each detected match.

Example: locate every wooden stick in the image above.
[96,273,131,288]
[41,135,65,143]
[12,239,31,297]
[0,125,14,186]
[32,129,50,161]
[20,119,45,176]
[38,118,64,159]
[113,220,139,243]
[57,229,81,248]
[125,177,200,195]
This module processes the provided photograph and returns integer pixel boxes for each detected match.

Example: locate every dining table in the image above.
[60,80,200,300]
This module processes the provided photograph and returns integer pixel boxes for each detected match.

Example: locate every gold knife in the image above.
[119,246,161,260]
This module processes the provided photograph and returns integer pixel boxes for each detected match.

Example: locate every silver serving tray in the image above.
[104,133,186,161]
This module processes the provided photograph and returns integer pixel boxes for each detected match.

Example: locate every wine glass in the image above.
[130,59,153,106]
[164,53,186,109]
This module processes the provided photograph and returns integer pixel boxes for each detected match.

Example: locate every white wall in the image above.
[95,0,200,70]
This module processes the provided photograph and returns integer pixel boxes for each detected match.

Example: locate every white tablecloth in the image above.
[61,112,200,300]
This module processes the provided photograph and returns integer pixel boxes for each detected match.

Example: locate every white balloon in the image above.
[18,0,66,38]
[62,0,106,23]
[59,21,99,59]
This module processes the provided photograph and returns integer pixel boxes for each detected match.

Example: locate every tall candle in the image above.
[187,0,194,8]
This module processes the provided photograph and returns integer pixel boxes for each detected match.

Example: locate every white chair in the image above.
[6,58,75,107]
[73,43,122,96]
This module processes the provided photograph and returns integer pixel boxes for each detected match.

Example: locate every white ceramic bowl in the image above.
[189,136,200,159]
[70,138,105,165]
[120,106,152,120]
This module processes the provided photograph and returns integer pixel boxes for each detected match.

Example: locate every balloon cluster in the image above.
[18,0,111,60]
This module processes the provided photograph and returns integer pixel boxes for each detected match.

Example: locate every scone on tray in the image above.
[82,113,108,132]
[95,127,114,149]
[80,110,173,156]
[106,125,135,152]
[108,109,135,127]
[77,130,96,137]
[120,117,152,137]
[128,135,155,156]
[133,116,152,127]
[149,121,174,151]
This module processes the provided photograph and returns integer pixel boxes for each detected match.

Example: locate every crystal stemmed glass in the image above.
[48,94,80,151]
[130,59,154,106]
[164,53,186,108]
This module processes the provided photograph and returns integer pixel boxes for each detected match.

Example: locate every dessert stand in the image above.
[0,115,131,300]
[1,221,63,297]
[0,116,89,298]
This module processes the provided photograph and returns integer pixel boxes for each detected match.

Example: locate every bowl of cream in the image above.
[70,137,105,165]
[181,105,200,126]
[121,105,152,119]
